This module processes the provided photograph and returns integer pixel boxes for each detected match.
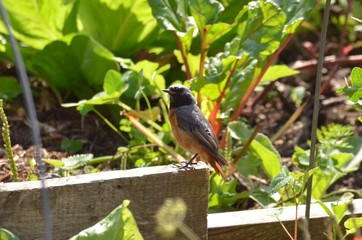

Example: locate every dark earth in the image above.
[1,24,362,209]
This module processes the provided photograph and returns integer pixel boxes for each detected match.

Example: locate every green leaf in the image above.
[0,0,73,49]
[148,0,189,32]
[0,77,22,100]
[0,228,20,240]
[235,1,286,60]
[342,68,362,103]
[351,67,362,86]
[250,134,282,179]
[273,0,316,35]
[344,217,362,236]
[208,173,249,211]
[228,121,253,140]
[290,86,306,105]
[103,70,124,94]
[331,192,353,224]
[222,58,257,112]
[236,154,261,176]
[43,159,65,168]
[316,200,334,218]
[61,139,83,153]
[78,0,158,56]
[30,35,119,98]
[189,0,224,30]
[250,188,276,208]
[228,121,281,179]
[261,65,299,83]
[268,171,293,195]
[70,200,143,240]
[123,60,167,98]
[63,154,94,170]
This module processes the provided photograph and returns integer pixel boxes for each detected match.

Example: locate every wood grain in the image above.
[0,164,209,240]
[208,199,362,240]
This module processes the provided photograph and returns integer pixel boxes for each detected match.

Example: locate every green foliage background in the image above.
[1,0,362,216]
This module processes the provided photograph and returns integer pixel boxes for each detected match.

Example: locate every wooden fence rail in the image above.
[0,164,209,240]
[1,164,361,240]
[208,199,362,240]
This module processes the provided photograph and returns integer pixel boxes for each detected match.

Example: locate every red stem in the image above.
[220,34,294,148]
[209,59,239,135]
[231,34,294,121]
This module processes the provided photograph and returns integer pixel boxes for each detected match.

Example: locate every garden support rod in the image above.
[0,1,53,239]
[305,0,331,228]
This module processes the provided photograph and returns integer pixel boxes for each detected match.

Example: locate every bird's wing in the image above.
[175,105,219,153]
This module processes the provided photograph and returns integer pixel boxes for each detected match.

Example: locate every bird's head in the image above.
[163,84,196,108]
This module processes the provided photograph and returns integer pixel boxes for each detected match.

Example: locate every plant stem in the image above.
[305,0,331,227]
[277,217,294,240]
[199,28,208,77]
[220,35,294,148]
[174,32,192,80]
[271,102,307,142]
[93,108,128,142]
[118,102,164,132]
[231,34,294,121]
[178,223,200,240]
[209,59,239,135]
[0,99,19,181]
[226,125,260,177]
[124,113,186,163]
[0,2,52,238]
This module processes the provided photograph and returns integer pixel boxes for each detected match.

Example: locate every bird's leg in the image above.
[184,153,199,168]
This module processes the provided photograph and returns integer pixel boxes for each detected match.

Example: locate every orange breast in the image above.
[169,109,203,155]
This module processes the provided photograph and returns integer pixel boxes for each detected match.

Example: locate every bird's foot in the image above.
[174,161,198,170]
[173,153,199,170]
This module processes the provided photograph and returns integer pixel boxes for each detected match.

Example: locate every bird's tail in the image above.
[207,153,229,181]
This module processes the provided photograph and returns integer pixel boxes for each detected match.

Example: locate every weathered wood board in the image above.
[0,164,209,240]
[208,199,362,240]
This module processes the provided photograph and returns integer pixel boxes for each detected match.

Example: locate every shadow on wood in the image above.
[0,164,209,240]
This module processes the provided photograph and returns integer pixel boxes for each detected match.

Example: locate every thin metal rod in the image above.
[0,1,53,239]
[305,0,331,227]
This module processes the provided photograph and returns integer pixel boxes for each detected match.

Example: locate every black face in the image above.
[163,84,196,108]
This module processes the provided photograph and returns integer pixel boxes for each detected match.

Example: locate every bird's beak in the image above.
[163,89,170,93]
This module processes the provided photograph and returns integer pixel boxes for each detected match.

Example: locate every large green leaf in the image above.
[273,0,316,35]
[78,0,159,56]
[0,77,22,100]
[189,0,224,30]
[0,228,20,240]
[62,70,127,112]
[228,121,282,179]
[222,57,258,112]
[234,1,286,60]
[0,0,73,49]
[312,136,362,199]
[148,0,189,32]
[30,35,119,98]
[261,65,299,83]
[70,200,143,240]
[205,0,315,117]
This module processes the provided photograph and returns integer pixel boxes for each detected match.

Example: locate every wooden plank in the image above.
[0,164,209,240]
[208,199,362,240]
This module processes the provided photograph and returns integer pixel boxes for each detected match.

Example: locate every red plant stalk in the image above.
[209,59,239,136]
[220,34,294,148]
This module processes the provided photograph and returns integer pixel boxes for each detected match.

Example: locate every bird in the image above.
[163,84,228,180]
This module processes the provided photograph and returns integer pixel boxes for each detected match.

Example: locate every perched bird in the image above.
[163,84,228,180]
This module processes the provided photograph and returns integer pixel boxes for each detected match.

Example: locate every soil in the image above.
[1,35,362,206]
